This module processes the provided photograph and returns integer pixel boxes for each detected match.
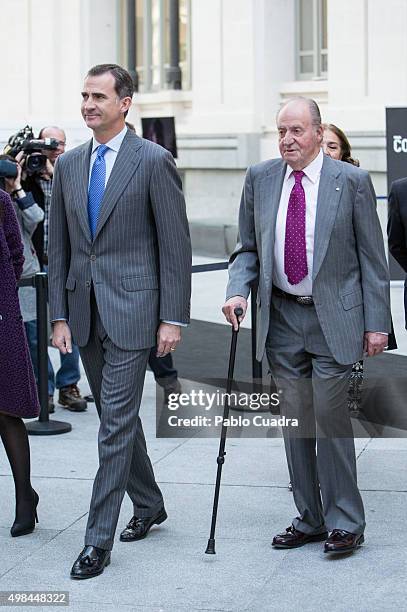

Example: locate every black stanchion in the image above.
[25,273,72,436]
[191,262,229,274]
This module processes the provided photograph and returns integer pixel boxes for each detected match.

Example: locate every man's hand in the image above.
[52,321,73,354]
[222,296,248,331]
[156,323,181,357]
[363,332,388,357]
[40,158,54,180]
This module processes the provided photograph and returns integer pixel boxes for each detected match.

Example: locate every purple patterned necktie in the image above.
[284,170,308,285]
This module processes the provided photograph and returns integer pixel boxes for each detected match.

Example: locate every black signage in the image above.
[386,108,407,279]
[142,116,178,158]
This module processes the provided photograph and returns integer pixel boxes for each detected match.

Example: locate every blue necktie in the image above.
[88,144,109,239]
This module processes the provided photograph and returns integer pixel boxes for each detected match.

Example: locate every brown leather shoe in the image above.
[272,525,328,549]
[58,385,87,412]
[324,530,364,554]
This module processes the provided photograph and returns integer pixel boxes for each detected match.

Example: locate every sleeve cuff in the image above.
[162,320,188,327]
[16,192,36,210]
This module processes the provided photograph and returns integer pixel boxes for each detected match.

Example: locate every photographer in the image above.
[7,125,87,413]
[0,152,47,401]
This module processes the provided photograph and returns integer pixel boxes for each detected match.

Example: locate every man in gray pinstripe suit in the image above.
[48,64,191,578]
[223,97,391,555]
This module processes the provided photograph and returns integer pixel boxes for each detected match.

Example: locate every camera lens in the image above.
[26,153,46,174]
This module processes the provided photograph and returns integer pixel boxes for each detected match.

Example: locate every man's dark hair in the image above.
[86,64,134,99]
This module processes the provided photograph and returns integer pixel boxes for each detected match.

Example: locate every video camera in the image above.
[0,158,18,191]
[0,159,18,180]
[4,125,59,175]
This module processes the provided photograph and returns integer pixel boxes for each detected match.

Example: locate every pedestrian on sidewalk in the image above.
[24,126,87,413]
[223,97,391,555]
[48,63,191,579]
[0,189,40,538]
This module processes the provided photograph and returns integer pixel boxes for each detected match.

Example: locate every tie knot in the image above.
[293,170,305,184]
[97,144,109,159]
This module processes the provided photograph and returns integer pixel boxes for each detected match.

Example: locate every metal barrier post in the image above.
[26,273,72,435]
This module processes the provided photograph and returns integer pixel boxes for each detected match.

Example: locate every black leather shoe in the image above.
[70,546,111,579]
[120,507,167,542]
[324,530,364,554]
[272,525,328,549]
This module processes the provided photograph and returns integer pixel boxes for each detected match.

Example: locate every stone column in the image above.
[127,0,139,91]
[166,0,182,89]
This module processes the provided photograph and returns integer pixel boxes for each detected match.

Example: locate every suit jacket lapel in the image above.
[93,131,143,241]
[312,156,343,280]
[259,161,286,295]
[73,140,93,244]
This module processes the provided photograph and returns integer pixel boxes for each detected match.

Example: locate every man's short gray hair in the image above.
[277,97,322,127]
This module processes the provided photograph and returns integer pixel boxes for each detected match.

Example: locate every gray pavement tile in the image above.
[65,481,298,543]
[0,527,59,577]
[367,436,407,451]
[363,491,407,546]
[0,435,186,481]
[54,603,193,612]
[0,475,92,532]
[0,531,277,611]
[22,436,98,480]
[246,543,406,612]
[154,442,290,487]
[64,483,407,551]
[354,437,372,452]
[56,604,190,612]
[357,449,407,491]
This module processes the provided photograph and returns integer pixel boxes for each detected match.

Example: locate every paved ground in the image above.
[0,257,406,611]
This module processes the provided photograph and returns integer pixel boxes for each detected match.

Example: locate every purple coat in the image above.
[0,189,39,418]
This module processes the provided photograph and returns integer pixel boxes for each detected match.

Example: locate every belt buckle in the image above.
[296,296,313,306]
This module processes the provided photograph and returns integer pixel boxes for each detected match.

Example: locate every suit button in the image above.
[0,314,2,321]
[85,281,91,288]
[90,255,96,262]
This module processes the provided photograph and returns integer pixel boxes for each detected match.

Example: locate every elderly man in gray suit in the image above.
[48,64,191,578]
[223,97,390,555]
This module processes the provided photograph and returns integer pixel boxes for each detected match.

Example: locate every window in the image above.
[297,0,327,79]
[124,0,191,93]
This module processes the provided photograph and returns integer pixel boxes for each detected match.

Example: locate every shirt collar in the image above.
[91,125,128,154]
[285,149,324,184]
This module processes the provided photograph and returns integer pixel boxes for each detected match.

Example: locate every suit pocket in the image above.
[340,289,363,310]
[65,277,76,291]
[121,275,159,291]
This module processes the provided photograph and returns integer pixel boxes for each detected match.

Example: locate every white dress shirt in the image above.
[89,125,128,186]
[273,149,324,295]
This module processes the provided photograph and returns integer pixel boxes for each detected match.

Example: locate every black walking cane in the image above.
[205,306,243,555]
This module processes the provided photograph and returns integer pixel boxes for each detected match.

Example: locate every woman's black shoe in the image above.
[10,489,39,537]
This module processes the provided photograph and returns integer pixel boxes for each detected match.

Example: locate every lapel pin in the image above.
[335,187,340,191]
